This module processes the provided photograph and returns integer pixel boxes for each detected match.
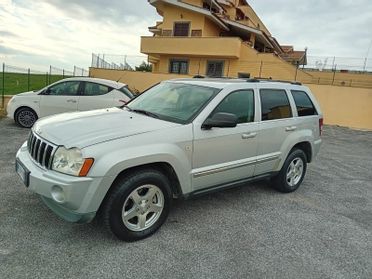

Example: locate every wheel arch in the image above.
[14,106,39,119]
[97,162,183,214]
[290,141,312,163]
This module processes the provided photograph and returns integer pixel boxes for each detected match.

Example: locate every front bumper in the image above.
[16,142,104,223]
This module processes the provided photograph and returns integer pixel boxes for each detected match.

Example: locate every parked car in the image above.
[7,77,135,128]
[15,78,323,241]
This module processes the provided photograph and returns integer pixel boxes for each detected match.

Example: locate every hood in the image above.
[33,107,180,148]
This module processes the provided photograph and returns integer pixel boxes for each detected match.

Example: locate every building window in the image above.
[191,29,202,37]
[169,59,189,74]
[206,61,224,77]
[174,22,190,37]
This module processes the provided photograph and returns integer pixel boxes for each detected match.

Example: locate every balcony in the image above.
[141,36,242,58]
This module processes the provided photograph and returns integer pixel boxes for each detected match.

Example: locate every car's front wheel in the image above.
[102,169,172,241]
[15,107,38,128]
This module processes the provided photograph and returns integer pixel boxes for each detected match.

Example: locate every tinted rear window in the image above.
[291,90,317,116]
[260,89,292,121]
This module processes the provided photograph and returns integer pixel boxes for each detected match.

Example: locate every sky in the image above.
[0,0,372,72]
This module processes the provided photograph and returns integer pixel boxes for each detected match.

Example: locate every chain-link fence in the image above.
[91,53,148,70]
[305,56,372,72]
[1,63,89,108]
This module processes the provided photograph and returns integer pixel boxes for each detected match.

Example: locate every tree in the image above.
[135,61,152,72]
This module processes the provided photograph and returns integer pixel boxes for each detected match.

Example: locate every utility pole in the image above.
[363,39,372,72]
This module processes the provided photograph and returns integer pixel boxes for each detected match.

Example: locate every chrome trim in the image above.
[192,153,281,178]
[256,154,281,164]
[193,159,256,178]
[27,131,57,169]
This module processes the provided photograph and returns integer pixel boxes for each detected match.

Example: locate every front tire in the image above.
[102,169,172,241]
[271,149,307,193]
[15,107,38,128]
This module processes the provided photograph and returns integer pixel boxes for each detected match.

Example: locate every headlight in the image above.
[52,147,94,176]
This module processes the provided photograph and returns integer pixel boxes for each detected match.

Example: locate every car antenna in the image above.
[116,76,124,82]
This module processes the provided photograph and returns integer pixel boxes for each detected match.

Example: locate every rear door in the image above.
[254,87,296,176]
[78,82,116,111]
[39,81,81,117]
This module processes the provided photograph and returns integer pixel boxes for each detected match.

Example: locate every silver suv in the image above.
[15,78,323,241]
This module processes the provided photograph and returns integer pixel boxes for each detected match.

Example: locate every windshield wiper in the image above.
[121,104,133,110]
[131,109,160,119]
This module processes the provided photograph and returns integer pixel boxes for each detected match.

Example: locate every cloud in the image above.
[1,0,371,71]
[249,0,372,58]
[0,0,159,71]
[0,30,18,37]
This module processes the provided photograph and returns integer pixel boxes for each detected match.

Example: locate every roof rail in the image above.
[253,78,302,85]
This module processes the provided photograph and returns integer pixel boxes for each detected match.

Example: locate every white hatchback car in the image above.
[7,77,135,127]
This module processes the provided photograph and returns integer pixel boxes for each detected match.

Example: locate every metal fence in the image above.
[305,56,372,72]
[89,53,372,89]
[1,63,89,108]
[91,53,148,70]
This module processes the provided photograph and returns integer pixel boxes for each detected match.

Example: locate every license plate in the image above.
[15,159,30,187]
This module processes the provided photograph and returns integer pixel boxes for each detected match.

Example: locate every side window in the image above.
[211,90,255,124]
[291,90,318,116]
[84,82,111,96]
[119,87,135,99]
[260,89,292,121]
[48,81,80,96]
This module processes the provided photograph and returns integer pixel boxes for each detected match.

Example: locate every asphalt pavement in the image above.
[0,117,371,279]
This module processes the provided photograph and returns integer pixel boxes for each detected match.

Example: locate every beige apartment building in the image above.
[141,0,306,78]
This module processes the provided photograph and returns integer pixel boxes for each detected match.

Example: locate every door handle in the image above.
[242,132,257,139]
[67,99,77,103]
[285,126,297,132]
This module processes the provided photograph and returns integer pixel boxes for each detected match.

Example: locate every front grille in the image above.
[27,132,57,169]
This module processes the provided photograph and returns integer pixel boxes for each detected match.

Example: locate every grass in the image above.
[0,72,70,96]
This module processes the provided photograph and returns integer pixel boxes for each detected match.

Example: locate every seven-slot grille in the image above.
[27,131,56,169]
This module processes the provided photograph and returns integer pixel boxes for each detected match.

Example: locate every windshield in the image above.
[127,82,220,124]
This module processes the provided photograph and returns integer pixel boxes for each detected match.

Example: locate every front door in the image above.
[192,89,258,190]
[39,80,81,117]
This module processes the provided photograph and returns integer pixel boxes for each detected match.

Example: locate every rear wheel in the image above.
[271,149,307,193]
[102,169,172,241]
[15,107,38,128]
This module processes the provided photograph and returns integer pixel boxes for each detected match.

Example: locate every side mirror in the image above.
[202,112,238,129]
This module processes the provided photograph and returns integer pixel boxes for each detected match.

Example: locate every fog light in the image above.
[51,185,65,203]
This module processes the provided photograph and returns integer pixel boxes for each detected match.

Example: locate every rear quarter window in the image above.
[84,82,112,96]
[291,90,318,116]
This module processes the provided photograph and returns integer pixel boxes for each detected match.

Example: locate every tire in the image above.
[102,169,172,241]
[271,149,307,193]
[15,107,38,128]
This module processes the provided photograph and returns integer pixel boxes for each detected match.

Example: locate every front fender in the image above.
[81,142,192,213]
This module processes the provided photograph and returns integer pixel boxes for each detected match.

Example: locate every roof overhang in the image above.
[149,0,229,31]
[221,18,275,49]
